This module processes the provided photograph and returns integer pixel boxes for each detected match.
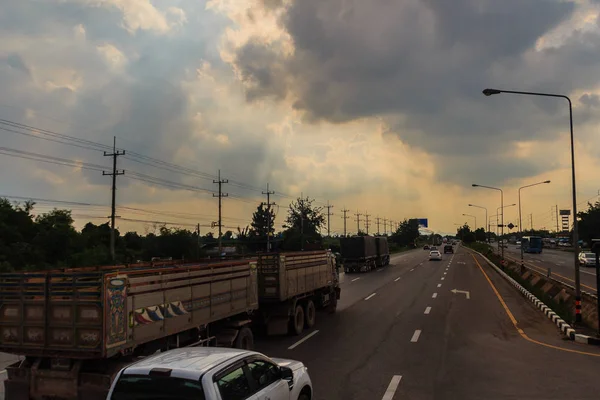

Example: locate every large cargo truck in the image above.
[0,251,339,400]
[375,237,390,267]
[340,236,378,273]
[256,251,340,336]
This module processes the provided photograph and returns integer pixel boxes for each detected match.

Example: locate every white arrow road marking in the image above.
[451,289,470,299]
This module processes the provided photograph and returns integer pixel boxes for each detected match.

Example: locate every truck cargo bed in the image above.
[0,260,258,360]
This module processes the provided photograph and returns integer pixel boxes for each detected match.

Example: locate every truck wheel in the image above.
[327,293,338,314]
[290,305,305,335]
[304,300,316,328]
[234,327,254,350]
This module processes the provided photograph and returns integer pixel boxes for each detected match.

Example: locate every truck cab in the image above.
[107,347,312,400]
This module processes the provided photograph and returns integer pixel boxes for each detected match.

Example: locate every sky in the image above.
[2,0,600,237]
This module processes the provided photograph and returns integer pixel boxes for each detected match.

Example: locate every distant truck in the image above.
[375,237,390,267]
[0,252,339,400]
[340,236,378,273]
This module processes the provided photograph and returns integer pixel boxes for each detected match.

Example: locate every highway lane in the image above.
[256,246,600,399]
[0,248,428,399]
[501,245,598,294]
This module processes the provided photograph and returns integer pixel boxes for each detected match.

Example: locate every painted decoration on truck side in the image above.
[105,276,128,348]
[131,289,248,326]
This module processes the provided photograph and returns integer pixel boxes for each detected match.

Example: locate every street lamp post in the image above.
[496,203,516,255]
[483,87,581,323]
[462,213,477,231]
[469,204,488,242]
[473,184,504,263]
[518,180,551,271]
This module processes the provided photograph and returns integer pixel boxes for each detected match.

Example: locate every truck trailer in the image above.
[0,251,339,400]
[375,237,390,267]
[340,236,378,273]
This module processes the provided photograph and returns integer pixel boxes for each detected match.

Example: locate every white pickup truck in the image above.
[106,347,312,400]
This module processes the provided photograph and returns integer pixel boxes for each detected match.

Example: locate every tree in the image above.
[474,228,486,242]
[578,201,600,246]
[249,203,275,249]
[456,224,475,243]
[33,209,78,267]
[390,219,420,247]
[282,197,325,250]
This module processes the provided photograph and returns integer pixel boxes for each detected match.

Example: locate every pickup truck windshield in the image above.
[110,375,205,400]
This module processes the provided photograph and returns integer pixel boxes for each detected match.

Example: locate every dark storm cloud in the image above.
[231,0,600,185]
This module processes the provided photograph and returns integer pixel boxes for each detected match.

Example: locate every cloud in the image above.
[224,0,600,186]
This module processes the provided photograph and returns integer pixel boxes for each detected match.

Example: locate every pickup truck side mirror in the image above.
[280,366,294,390]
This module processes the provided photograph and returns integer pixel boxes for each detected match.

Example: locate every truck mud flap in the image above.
[335,287,341,300]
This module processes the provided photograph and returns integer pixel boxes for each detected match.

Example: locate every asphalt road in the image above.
[500,245,598,294]
[254,245,600,399]
[4,246,600,399]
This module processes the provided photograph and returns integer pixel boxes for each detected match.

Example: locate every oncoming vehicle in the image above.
[522,236,543,254]
[578,252,597,267]
[107,347,312,400]
[429,250,442,261]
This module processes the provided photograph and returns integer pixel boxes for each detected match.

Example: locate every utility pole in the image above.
[376,216,381,235]
[103,136,125,263]
[341,208,350,237]
[325,201,334,237]
[213,170,228,257]
[262,183,275,252]
[364,212,370,235]
[383,218,387,235]
[196,223,201,260]
[530,213,533,231]
[554,205,559,233]
[355,211,362,234]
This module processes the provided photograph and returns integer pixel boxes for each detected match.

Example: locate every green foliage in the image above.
[282,197,325,250]
[247,203,275,251]
[474,227,487,242]
[456,224,475,243]
[389,219,420,247]
[578,201,600,246]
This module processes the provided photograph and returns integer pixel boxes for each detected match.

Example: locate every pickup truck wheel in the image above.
[234,327,254,350]
[290,305,305,335]
[304,300,316,328]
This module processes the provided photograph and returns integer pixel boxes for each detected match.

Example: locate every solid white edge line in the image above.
[410,329,422,342]
[394,277,401,282]
[351,277,361,282]
[382,375,403,400]
[432,293,438,298]
[365,293,377,301]
[424,306,431,314]
[437,283,442,287]
[288,330,319,350]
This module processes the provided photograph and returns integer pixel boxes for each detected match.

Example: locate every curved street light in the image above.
[469,204,488,242]
[518,180,551,268]
[482,87,581,323]
[473,184,505,262]
[462,213,477,230]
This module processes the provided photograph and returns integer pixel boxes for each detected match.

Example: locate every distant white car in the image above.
[107,347,313,400]
[429,250,442,261]
[578,252,597,267]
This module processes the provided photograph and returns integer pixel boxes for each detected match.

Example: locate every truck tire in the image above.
[290,305,304,335]
[304,300,316,328]
[327,293,338,314]
[234,327,254,350]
